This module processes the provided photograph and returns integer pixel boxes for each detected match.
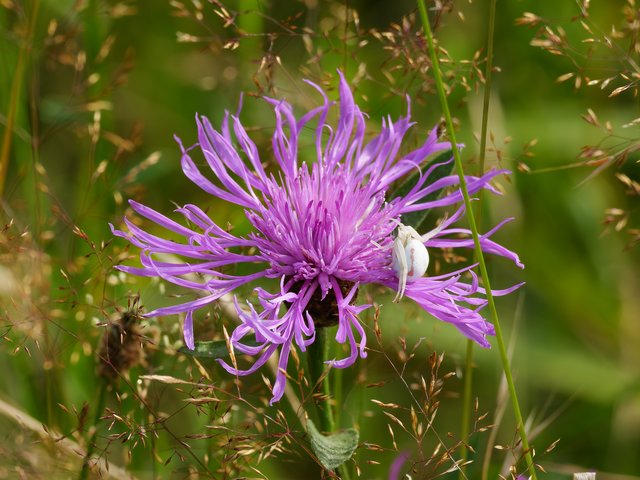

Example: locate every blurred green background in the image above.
[1,0,639,478]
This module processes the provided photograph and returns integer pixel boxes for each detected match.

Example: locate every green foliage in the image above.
[389,149,454,231]
[307,420,359,471]
[179,340,260,359]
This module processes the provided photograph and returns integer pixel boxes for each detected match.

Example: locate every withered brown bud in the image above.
[97,301,143,381]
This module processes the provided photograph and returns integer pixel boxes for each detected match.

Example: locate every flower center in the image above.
[292,260,320,280]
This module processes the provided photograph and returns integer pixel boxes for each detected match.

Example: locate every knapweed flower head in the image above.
[112,72,522,404]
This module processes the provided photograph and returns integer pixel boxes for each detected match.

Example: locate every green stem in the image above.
[308,327,335,433]
[307,327,351,480]
[477,0,497,182]
[459,338,474,474]
[459,0,498,477]
[415,2,537,479]
[79,380,108,480]
[333,359,344,428]
[0,0,40,197]
[84,0,103,64]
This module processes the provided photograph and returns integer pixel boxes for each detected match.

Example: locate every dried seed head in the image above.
[98,299,143,381]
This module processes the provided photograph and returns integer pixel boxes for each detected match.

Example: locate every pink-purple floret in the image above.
[111,72,523,404]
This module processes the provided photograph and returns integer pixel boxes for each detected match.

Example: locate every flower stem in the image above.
[308,327,335,434]
[415,2,537,479]
[307,326,351,480]
[460,0,498,476]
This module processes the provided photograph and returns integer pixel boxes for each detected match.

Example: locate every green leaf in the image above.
[178,339,261,359]
[388,149,454,232]
[307,419,359,471]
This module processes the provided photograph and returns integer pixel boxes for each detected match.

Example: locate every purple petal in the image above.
[183,310,195,350]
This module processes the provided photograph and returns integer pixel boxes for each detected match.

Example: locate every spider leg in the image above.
[392,237,408,302]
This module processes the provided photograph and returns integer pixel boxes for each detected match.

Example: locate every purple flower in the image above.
[112,72,522,404]
[389,450,411,480]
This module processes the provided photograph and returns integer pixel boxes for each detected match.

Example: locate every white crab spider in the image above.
[392,223,430,302]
